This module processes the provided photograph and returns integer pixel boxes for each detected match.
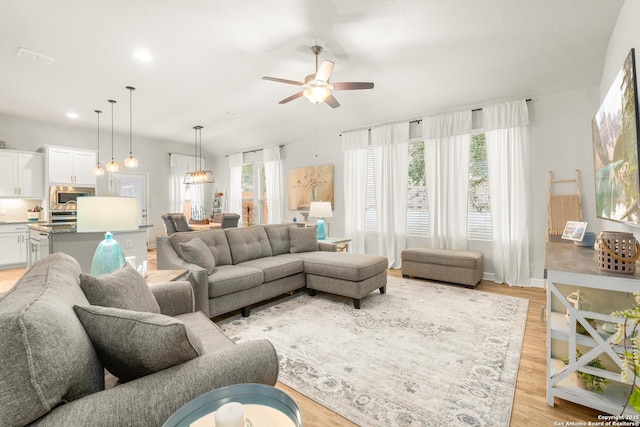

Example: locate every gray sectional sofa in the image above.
[156,224,389,317]
[0,253,279,427]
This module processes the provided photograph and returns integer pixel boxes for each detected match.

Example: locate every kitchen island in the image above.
[28,223,152,273]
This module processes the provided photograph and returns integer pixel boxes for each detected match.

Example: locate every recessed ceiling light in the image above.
[134,49,153,62]
[66,112,79,119]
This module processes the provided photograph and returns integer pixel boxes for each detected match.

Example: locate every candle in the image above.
[215,402,245,427]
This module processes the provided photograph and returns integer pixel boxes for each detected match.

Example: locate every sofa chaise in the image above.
[0,253,279,427]
[156,224,389,317]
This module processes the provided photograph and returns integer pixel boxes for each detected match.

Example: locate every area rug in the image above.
[219,276,529,427]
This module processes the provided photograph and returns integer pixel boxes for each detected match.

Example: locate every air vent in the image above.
[17,47,55,65]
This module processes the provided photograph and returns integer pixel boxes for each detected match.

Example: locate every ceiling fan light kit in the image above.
[304,86,331,104]
[262,45,374,108]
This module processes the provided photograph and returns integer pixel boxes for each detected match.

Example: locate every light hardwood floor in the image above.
[0,253,604,426]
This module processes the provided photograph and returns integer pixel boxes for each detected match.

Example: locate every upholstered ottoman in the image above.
[291,252,388,309]
[401,247,483,288]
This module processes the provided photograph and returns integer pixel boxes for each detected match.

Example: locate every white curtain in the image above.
[169,153,196,214]
[228,153,244,226]
[423,111,472,249]
[371,123,409,268]
[484,100,530,286]
[263,146,283,224]
[342,130,369,254]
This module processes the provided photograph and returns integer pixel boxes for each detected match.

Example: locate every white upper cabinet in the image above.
[0,150,44,198]
[47,146,96,186]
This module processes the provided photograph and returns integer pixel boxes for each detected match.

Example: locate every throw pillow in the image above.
[289,225,319,253]
[178,237,216,274]
[73,305,204,382]
[80,263,161,314]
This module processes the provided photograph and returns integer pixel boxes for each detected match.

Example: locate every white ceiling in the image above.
[0,0,624,156]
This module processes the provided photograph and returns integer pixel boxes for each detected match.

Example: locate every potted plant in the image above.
[562,350,609,392]
[612,295,640,411]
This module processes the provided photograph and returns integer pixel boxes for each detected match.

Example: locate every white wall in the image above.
[580,0,640,240]
[528,87,601,280]
[0,114,195,246]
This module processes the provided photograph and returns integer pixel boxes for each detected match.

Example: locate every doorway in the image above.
[108,172,149,225]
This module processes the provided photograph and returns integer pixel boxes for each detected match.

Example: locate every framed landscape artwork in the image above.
[288,164,334,210]
[592,48,640,226]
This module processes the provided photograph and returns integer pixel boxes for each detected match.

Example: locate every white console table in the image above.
[545,242,640,416]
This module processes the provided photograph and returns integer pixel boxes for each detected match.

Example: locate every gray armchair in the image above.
[161,213,191,235]
[221,213,240,229]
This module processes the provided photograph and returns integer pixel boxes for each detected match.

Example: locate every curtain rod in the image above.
[342,99,532,134]
[224,144,285,158]
[169,152,206,159]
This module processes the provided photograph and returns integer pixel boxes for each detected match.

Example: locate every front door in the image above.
[108,172,148,225]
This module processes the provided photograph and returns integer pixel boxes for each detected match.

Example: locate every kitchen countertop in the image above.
[0,220,47,225]
[27,224,153,234]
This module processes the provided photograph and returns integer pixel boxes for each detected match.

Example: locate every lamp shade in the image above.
[77,197,139,232]
[308,201,333,218]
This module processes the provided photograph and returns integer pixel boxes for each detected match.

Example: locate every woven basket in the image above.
[598,231,640,274]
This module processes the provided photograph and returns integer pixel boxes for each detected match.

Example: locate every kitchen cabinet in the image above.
[0,150,44,198]
[545,242,640,417]
[46,146,96,186]
[0,224,28,268]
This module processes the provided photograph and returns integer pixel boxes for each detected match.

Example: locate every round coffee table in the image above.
[163,383,303,427]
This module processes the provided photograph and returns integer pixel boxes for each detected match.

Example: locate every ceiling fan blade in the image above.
[315,60,335,82]
[279,92,304,104]
[262,76,304,86]
[325,94,340,108]
[332,82,374,90]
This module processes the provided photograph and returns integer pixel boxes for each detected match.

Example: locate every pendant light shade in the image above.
[94,109,105,176]
[106,99,119,172]
[124,86,138,168]
[184,125,214,184]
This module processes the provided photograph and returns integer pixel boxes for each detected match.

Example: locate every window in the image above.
[241,163,268,226]
[363,135,491,240]
[364,143,430,236]
[364,148,377,232]
[241,164,254,225]
[467,133,492,239]
[407,141,429,237]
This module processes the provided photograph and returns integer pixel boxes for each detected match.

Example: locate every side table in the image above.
[163,383,303,427]
[144,269,188,286]
[319,237,351,252]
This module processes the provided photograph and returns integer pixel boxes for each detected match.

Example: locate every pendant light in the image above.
[93,110,105,176]
[106,99,119,172]
[124,86,138,168]
[184,125,214,184]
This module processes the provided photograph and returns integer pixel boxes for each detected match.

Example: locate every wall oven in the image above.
[49,186,95,222]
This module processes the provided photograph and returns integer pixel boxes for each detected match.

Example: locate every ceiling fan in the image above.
[262,45,374,108]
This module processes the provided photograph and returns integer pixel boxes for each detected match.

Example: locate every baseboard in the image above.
[482,272,545,288]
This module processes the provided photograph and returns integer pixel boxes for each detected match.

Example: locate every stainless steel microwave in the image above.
[49,186,95,211]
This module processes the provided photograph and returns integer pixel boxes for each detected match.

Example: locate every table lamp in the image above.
[308,201,333,240]
[77,196,139,276]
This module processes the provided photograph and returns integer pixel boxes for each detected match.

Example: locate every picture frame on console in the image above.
[592,48,640,226]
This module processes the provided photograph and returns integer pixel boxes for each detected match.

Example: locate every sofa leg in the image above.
[402,274,409,278]
[379,285,386,294]
[352,298,361,309]
[308,289,317,296]
[241,306,251,317]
